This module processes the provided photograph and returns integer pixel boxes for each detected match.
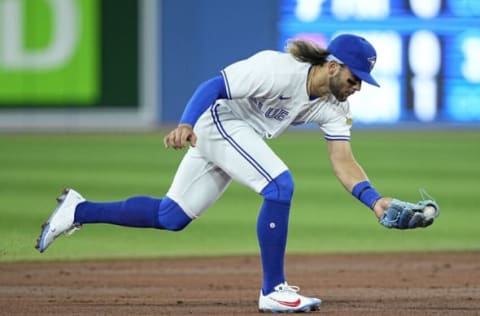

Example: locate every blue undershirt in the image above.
[179,75,228,126]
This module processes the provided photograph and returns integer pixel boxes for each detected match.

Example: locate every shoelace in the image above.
[277,283,300,293]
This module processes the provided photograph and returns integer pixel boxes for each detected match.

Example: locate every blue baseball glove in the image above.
[379,198,440,229]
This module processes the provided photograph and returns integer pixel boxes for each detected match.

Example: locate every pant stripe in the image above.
[210,104,273,182]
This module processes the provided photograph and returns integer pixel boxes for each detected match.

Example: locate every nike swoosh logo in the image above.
[279,95,291,100]
[271,298,301,307]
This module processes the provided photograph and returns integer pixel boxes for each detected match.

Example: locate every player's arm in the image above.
[326,140,390,219]
[326,140,440,229]
[163,76,228,149]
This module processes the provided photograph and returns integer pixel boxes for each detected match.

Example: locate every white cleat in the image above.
[35,188,85,253]
[258,282,321,313]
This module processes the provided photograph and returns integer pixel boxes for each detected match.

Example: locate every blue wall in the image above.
[159,0,279,124]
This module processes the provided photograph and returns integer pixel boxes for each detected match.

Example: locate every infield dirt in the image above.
[0,252,479,315]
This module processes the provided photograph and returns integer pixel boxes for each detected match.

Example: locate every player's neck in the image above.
[307,65,330,98]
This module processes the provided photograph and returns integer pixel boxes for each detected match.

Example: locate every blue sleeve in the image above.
[179,75,228,126]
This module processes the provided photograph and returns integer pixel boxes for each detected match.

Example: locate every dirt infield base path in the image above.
[1,252,479,315]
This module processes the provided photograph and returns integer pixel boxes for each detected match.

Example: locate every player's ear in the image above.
[327,61,340,76]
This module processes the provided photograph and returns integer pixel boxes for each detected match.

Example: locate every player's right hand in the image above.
[163,124,197,149]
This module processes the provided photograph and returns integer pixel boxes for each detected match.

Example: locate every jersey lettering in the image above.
[265,107,289,121]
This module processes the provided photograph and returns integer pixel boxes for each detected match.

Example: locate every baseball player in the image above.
[36,34,439,313]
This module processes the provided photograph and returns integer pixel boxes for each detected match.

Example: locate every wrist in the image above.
[373,197,392,219]
[352,181,382,209]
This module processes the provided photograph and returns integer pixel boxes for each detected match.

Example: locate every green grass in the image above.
[0,130,479,262]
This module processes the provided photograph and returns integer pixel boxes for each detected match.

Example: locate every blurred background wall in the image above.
[0,0,478,130]
[160,0,279,123]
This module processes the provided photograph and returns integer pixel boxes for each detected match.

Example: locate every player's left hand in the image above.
[378,198,440,229]
[163,124,197,149]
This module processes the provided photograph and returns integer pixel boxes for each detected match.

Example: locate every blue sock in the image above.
[257,199,290,295]
[157,197,192,231]
[75,196,161,227]
[74,196,192,231]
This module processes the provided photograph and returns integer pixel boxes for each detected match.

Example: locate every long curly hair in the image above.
[285,39,330,65]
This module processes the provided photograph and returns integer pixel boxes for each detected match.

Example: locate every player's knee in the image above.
[260,170,294,203]
[157,197,192,231]
[161,219,190,231]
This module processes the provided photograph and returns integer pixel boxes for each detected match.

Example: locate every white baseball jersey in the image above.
[167,50,353,219]
[220,50,352,140]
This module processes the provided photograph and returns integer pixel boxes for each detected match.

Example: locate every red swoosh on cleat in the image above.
[271,298,301,307]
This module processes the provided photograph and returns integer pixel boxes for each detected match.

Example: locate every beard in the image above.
[329,74,347,102]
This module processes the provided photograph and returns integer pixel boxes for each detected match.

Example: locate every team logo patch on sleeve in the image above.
[346,117,353,125]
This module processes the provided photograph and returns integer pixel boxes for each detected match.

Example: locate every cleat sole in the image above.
[258,302,320,313]
[35,222,48,251]
[34,188,76,253]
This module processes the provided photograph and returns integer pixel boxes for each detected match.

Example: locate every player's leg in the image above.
[36,147,232,252]
[202,131,291,295]
[200,103,321,312]
[198,104,291,294]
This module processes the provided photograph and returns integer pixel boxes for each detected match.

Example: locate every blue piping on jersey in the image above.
[210,103,273,182]
[324,133,351,141]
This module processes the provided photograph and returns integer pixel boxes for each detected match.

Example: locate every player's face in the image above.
[330,65,362,102]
